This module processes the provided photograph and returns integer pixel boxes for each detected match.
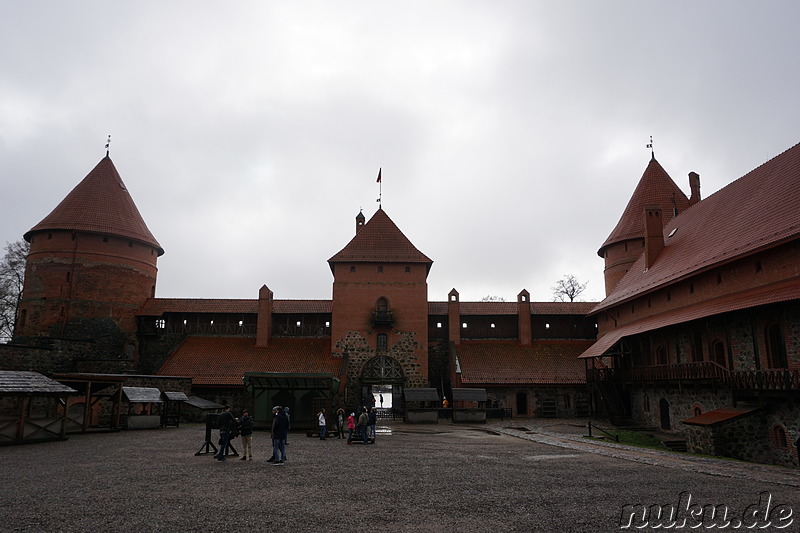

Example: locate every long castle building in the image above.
[2,140,799,466]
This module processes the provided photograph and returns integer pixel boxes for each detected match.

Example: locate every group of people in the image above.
[214,405,290,464]
[215,402,378,462]
[322,406,377,444]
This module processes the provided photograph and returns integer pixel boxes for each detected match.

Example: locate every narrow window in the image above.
[772,425,788,448]
[405,266,411,273]
[756,261,762,273]
[350,266,356,273]
[66,272,70,281]
[47,233,53,240]
[128,241,133,248]
[378,266,383,273]
[377,333,388,351]
[717,273,722,284]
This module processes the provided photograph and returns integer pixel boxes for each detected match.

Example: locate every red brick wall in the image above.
[602,238,645,296]
[17,229,158,339]
[331,261,429,382]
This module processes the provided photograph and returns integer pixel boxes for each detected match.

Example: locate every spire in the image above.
[647,135,654,161]
[329,208,432,273]
[24,157,163,255]
[598,156,689,257]
[105,134,111,158]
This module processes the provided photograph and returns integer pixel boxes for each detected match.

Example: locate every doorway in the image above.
[516,392,528,415]
[659,398,671,430]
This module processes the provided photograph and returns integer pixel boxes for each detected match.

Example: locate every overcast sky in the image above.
[2,2,798,304]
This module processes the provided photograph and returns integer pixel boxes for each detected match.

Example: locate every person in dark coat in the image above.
[239,409,254,460]
[271,406,289,465]
[215,405,236,461]
[368,407,377,439]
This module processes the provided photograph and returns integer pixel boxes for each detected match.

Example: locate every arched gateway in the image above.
[360,355,405,412]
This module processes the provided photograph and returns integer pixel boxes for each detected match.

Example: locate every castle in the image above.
[3,141,799,466]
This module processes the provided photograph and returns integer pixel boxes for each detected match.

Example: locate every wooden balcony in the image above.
[371,311,394,327]
[587,362,800,391]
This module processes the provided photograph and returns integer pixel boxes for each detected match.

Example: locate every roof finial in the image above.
[105,134,111,157]
[646,135,654,160]
[375,167,382,208]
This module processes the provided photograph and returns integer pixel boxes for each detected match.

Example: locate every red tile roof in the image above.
[25,157,163,254]
[580,278,800,358]
[594,142,800,312]
[137,298,332,315]
[681,406,759,427]
[599,157,689,256]
[456,340,592,385]
[428,301,597,315]
[156,337,338,386]
[328,209,432,271]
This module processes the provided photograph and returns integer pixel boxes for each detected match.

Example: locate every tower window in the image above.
[405,266,411,273]
[377,333,388,351]
[102,236,108,243]
[128,241,133,248]
[756,261,762,273]
[350,266,356,273]
[717,273,722,284]
[47,233,52,240]
[378,266,383,273]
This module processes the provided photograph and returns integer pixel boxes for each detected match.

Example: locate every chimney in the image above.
[355,210,365,234]
[689,172,701,206]
[644,205,665,269]
[517,289,531,345]
[448,288,461,345]
[255,284,273,347]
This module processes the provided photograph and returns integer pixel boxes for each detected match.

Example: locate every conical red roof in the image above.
[24,157,163,255]
[328,208,432,272]
[598,157,689,256]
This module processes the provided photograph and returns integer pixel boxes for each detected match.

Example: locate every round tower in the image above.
[599,157,690,296]
[16,156,163,357]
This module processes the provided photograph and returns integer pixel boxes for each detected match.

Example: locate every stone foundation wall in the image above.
[334,330,425,403]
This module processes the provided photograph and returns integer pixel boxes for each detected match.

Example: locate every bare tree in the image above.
[552,274,587,303]
[481,295,506,302]
[0,240,29,342]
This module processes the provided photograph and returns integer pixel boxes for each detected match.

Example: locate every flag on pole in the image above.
[376,168,382,183]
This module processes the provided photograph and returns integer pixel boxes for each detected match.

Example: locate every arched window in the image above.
[376,298,388,312]
[642,393,650,413]
[656,345,668,365]
[692,404,702,417]
[765,322,788,368]
[771,425,788,449]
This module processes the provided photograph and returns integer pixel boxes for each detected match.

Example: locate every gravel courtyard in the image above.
[1,420,798,532]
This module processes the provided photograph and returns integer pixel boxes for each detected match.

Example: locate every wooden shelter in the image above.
[0,371,78,445]
[122,386,163,429]
[452,388,488,423]
[51,373,126,433]
[403,388,440,423]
